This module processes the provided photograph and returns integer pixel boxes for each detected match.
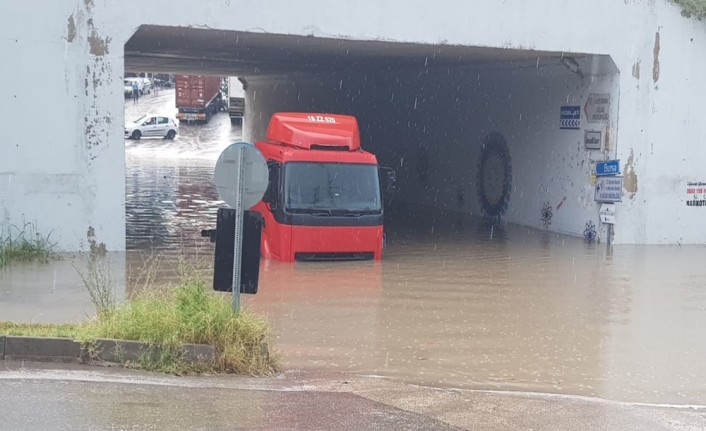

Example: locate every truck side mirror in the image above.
[262,187,277,207]
[379,167,397,197]
[262,188,272,204]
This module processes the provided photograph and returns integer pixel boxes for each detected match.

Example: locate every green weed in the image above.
[0,277,279,376]
[0,221,56,268]
[73,253,117,317]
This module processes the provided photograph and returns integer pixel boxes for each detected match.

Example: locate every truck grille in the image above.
[294,252,374,262]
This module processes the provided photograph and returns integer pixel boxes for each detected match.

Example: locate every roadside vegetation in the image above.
[0,221,56,268]
[0,253,279,376]
[673,0,706,19]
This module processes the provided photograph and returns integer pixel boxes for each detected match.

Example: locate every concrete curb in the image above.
[1,336,215,365]
[83,339,215,364]
[4,336,80,363]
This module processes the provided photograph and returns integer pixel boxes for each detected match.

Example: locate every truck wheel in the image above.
[166,130,176,140]
[131,130,141,140]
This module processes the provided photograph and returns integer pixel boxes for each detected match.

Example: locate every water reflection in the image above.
[126,163,223,251]
[0,253,126,324]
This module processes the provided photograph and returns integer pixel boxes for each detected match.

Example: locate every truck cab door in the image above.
[260,161,282,259]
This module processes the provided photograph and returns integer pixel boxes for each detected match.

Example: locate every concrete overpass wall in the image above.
[498,68,620,236]
[1,0,705,250]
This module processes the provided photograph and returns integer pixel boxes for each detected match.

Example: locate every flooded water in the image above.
[245,227,706,406]
[2,90,706,406]
[125,90,238,253]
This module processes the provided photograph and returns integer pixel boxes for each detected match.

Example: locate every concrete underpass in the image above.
[126,25,620,242]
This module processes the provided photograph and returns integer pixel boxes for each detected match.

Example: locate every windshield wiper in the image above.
[289,207,379,216]
[311,209,333,217]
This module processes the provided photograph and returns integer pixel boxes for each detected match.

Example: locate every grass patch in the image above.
[0,276,279,376]
[0,322,81,338]
[673,0,706,19]
[0,221,57,268]
[74,252,117,315]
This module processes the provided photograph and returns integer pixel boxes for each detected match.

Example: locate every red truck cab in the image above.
[252,113,393,262]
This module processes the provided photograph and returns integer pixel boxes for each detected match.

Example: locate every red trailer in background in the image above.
[175,75,222,123]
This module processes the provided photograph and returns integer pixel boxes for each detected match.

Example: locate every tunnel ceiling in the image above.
[124,25,592,77]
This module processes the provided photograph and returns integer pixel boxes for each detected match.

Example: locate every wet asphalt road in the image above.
[2,89,706,409]
[1,363,704,431]
[0,374,457,430]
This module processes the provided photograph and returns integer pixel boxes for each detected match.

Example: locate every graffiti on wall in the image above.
[477,132,512,224]
[583,220,597,243]
[541,201,553,229]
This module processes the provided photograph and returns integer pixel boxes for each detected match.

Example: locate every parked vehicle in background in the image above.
[227,76,246,125]
[148,73,174,88]
[175,75,222,124]
[138,77,152,95]
[124,77,152,97]
[124,80,135,98]
[125,114,179,140]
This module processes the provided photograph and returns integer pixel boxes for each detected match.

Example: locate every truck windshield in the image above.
[284,162,381,213]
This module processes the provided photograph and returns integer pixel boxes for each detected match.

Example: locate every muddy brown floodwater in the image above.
[2,90,706,407]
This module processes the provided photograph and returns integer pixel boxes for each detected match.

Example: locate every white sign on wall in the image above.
[585,93,611,124]
[686,181,706,207]
[584,130,602,150]
[599,203,616,224]
[595,176,623,203]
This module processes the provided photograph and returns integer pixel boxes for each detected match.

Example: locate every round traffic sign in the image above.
[214,142,268,210]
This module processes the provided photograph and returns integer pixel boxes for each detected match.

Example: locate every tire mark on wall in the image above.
[653,32,660,84]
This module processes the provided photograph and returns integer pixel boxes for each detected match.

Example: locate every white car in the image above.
[124,80,136,97]
[138,77,152,94]
[125,114,179,140]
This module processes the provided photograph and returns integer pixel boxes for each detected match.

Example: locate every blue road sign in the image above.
[596,160,620,176]
[560,106,581,130]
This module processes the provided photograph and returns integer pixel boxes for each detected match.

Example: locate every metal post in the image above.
[607,224,613,247]
[231,146,246,312]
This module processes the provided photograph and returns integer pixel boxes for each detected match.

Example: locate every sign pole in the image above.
[607,224,612,247]
[231,146,246,312]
